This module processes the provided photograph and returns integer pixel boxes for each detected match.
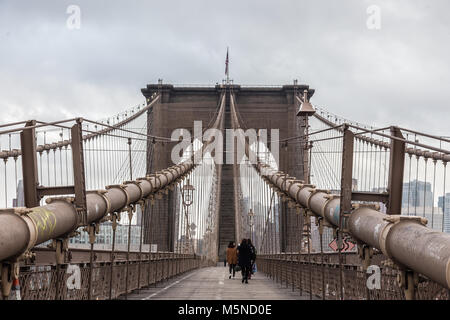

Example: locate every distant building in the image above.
[352,178,358,191]
[402,180,433,209]
[12,179,24,207]
[426,210,445,232]
[438,194,450,233]
[69,222,142,246]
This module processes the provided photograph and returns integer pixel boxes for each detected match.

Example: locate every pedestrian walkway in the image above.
[124,266,312,300]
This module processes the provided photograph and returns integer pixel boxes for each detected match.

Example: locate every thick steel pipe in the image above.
[261,148,450,288]
[349,208,450,288]
[308,192,327,217]
[322,198,341,226]
[137,179,153,196]
[86,193,108,224]
[385,222,450,288]
[260,162,450,288]
[0,213,30,261]
[23,200,78,248]
[347,208,389,249]
[104,187,128,213]
[0,159,197,261]
[123,183,143,204]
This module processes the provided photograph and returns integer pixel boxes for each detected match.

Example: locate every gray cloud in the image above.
[0,0,449,135]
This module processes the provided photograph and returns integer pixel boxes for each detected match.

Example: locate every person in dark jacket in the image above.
[237,239,252,284]
[247,239,256,279]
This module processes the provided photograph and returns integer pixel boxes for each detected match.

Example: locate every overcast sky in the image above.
[0,0,449,135]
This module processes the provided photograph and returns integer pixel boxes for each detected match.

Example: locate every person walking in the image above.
[226,241,238,279]
[237,239,252,284]
[247,239,257,280]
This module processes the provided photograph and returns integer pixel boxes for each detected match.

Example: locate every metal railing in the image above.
[12,248,201,300]
[257,252,450,300]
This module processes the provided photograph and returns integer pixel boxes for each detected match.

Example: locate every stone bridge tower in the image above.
[141,82,314,256]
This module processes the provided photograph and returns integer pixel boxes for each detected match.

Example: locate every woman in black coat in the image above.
[237,239,252,284]
[247,238,256,279]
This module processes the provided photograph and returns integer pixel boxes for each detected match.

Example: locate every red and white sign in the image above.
[328,237,355,252]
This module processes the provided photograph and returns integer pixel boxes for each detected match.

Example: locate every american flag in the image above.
[225,48,229,77]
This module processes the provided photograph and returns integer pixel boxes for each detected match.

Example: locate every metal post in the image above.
[359,245,373,300]
[137,201,145,293]
[319,218,325,300]
[54,238,67,300]
[128,138,133,180]
[147,201,154,286]
[338,124,354,300]
[109,213,118,300]
[55,261,61,300]
[295,212,301,295]
[20,120,40,208]
[387,127,406,215]
[71,119,87,226]
[125,206,134,299]
[340,125,354,222]
[306,212,312,300]
[299,215,303,295]
[87,224,96,300]
[124,138,133,299]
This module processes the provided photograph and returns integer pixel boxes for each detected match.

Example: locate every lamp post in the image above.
[297,88,315,254]
[297,89,315,182]
[248,208,254,242]
[182,179,195,253]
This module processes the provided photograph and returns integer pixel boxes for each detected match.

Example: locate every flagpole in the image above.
[226,47,229,85]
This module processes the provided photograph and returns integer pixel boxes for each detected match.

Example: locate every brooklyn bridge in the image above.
[0,80,449,300]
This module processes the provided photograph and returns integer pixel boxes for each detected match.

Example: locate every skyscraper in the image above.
[12,179,24,207]
[402,180,433,210]
[438,193,450,233]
